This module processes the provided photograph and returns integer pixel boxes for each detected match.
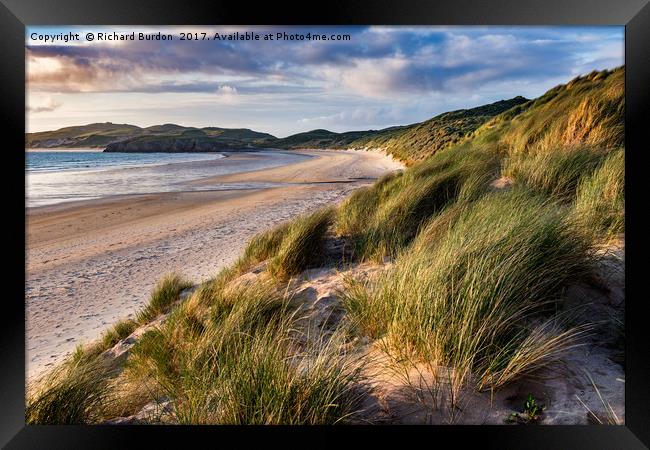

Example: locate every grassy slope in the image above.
[26,123,276,149]
[338,66,624,396]
[27,67,624,424]
[270,97,529,165]
[26,123,144,148]
[348,96,529,164]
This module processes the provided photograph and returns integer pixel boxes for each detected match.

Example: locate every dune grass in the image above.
[337,145,500,260]
[28,271,364,425]
[126,278,363,424]
[336,170,404,237]
[503,146,607,201]
[493,67,624,155]
[342,188,594,396]
[136,273,193,323]
[100,318,139,350]
[267,208,334,280]
[572,149,624,239]
[235,221,291,273]
[26,353,110,424]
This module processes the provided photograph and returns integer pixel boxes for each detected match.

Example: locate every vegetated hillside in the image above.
[26,123,276,150]
[270,129,378,149]
[25,123,144,148]
[103,127,276,152]
[471,66,624,153]
[270,97,530,164]
[27,67,625,425]
[347,96,530,164]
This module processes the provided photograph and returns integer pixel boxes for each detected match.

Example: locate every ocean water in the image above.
[26,149,309,207]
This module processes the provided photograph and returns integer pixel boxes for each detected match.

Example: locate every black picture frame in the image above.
[2,0,649,448]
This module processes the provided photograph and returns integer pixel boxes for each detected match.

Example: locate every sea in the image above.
[26,149,309,207]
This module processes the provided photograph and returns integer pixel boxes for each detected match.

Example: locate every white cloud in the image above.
[27,95,62,113]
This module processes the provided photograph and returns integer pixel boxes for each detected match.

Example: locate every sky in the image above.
[26,26,624,137]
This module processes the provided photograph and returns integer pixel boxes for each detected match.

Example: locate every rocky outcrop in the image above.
[104,137,257,153]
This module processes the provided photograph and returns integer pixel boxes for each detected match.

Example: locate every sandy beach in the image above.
[26,149,403,379]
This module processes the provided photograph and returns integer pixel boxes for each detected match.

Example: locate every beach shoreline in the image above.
[26,149,403,380]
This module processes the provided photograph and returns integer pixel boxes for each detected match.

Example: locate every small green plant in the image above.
[506,394,546,424]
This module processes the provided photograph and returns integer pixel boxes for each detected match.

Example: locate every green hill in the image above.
[345,96,530,164]
[270,129,375,149]
[268,97,530,164]
[25,123,144,148]
[26,123,276,151]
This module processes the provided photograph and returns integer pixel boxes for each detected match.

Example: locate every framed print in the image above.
[1,0,649,448]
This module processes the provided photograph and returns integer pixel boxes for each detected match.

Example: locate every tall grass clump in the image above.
[100,318,139,350]
[235,221,291,273]
[137,273,192,323]
[267,208,334,280]
[26,354,110,424]
[503,146,606,201]
[127,278,363,424]
[572,149,624,240]
[343,187,593,395]
[337,145,500,260]
[336,170,403,236]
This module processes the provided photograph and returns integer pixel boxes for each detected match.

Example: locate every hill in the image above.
[26,97,528,160]
[103,127,275,153]
[25,123,144,148]
[270,129,374,149]
[268,97,530,164]
[343,96,530,164]
[470,67,624,153]
[26,123,276,150]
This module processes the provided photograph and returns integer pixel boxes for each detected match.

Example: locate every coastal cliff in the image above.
[104,137,257,152]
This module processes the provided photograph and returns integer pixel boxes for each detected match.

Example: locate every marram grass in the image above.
[572,149,624,240]
[126,278,364,424]
[342,188,595,396]
[337,144,500,260]
[267,207,334,280]
[136,273,193,323]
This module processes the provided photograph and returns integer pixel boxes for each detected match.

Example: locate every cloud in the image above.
[298,106,403,128]
[26,26,623,99]
[25,26,624,135]
[27,96,62,113]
